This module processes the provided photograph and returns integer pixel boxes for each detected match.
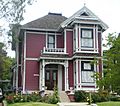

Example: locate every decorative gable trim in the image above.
[60,6,108,31]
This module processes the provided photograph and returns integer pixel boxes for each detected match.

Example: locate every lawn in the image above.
[97,101,120,106]
[7,102,57,106]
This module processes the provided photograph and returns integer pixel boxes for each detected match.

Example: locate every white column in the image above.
[58,65,62,91]
[64,29,66,53]
[23,32,26,94]
[65,61,69,91]
[75,24,78,52]
[42,60,45,90]
[76,59,78,90]
[39,61,42,91]
[93,25,96,52]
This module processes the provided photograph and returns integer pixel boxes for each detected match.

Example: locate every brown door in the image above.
[45,70,58,90]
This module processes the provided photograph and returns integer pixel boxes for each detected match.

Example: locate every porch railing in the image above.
[43,47,65,54]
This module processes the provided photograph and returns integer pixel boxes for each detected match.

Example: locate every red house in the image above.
[12,6,108,94]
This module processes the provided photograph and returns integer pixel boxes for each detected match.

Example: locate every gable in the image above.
[60,6,108,31]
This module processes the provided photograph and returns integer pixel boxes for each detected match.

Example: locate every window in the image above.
[47,35,55,48]
[81,29,93,48]
[81,61,94,83]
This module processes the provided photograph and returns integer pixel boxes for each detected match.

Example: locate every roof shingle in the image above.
[22,13,67,30]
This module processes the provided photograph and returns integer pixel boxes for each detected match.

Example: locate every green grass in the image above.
[97,101,120,106]
[7,102,57,106]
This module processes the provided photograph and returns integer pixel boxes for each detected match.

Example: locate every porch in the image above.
[39,59,69,92]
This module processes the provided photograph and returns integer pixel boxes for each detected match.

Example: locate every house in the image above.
[12,6,108,94]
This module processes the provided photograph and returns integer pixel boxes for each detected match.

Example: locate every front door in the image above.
[45,70,58,90]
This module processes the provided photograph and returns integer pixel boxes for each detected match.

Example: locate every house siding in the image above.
[66,31,73,56]
[26,33,46,58]
[68,61,74,88]
[25,60,39,90]
[57,34,64,48]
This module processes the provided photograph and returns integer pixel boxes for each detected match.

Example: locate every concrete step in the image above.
[59,91,70,103]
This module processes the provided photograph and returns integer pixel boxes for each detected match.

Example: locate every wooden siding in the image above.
[68,60,74,88]
[25,60,39,90]
[66,31,73,56]
[26,33,46,58]
[57,34,64,48]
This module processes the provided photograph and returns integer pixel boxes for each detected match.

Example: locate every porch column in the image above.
[65,61,69,91]
[39,61,42,91]
[42,60,45,90]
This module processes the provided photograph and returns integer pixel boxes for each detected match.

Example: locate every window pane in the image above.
[46,72,50,80]
[84,63,91,70]
[82,30,92,38]
[48,44,55,48]
[81,39,93,47]
[53,72,56,80]
[48,35,55,43]
[81,71,94,83]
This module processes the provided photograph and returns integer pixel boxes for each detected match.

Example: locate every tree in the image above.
[99,33,120,93]
[0,0,35,24]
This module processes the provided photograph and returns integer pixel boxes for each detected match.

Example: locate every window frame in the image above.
[81,61,95,83]
[47,34,55,48]
[81,29,93,48]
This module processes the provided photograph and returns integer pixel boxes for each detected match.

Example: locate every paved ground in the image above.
[0,103,3,106]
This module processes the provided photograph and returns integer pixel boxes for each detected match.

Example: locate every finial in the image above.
[84,0,86,6]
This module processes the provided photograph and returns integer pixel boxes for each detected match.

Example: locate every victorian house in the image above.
[12,6,108,94]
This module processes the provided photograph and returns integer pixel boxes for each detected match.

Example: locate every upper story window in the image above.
[47,35,55,48]
[81,29,93,48]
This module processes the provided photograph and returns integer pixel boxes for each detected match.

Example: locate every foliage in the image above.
[0,42,14,88]
[0,0,35,24]
[101,33,120,92]
[74,90,88,102]
[47,85,59,104]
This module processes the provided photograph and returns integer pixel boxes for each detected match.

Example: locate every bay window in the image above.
[81,61,94,83]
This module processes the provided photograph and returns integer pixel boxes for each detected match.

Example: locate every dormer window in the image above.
[47,35,55,48]
[81,29,93,48]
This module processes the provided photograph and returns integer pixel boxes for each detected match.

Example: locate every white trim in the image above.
[75,24,78,52]
[26,31,62,35]
[96,25,98,52]
[78,87,98,91]
[42,60,45,90]
[66,29,73,31]
[60,6,108,30]
[25,58,38,61]
[39,55,102,61]
[76,59,79,89]
[21,27,58,32]
[93,25,96,51]
[58,65,62,91]
[23,32,26,93]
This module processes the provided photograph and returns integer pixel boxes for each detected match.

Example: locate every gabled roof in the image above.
[60,6,108,31]
[22,13,67,30]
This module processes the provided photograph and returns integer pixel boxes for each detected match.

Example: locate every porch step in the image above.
[45,90,54,96]
[59,91,70,102]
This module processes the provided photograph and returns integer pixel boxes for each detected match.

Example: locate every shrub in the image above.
[74,91,88,102]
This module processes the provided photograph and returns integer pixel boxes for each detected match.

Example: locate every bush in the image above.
[74,91,88,102]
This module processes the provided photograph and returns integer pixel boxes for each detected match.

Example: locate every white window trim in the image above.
[46,33,56,48]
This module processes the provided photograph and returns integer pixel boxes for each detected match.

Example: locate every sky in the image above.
[1,0,120,57]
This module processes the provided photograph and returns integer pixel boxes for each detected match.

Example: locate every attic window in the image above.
[81,12,88,16]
